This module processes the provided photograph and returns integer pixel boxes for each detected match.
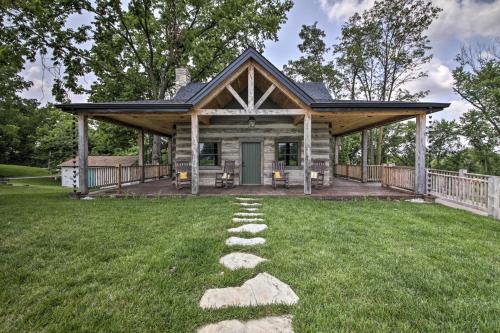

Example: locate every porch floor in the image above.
[91,177,418,200]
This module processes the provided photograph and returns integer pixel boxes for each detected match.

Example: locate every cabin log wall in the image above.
[174,119,330,186]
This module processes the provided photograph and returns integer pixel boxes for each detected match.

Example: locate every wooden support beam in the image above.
[415,114,426,194]
[138,130,145,183]
[226,84,248,110]
[293,115,304,126]
[488,176,500,219]
[361,129,368,183]
[254,84,275,109]
[191,113,199,195]
[152,134,161,165]
[78,114,89,195]
[334,136,340,165]
[198,116,211,125]
[166,137,173,165]
[197,109,305,116]
[248,65,254,111]
[304,112,312,195]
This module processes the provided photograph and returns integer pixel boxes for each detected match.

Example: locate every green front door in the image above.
[241,142,261,185]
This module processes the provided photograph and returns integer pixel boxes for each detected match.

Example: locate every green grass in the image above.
[1,183,499,332]
[0,164,52,178]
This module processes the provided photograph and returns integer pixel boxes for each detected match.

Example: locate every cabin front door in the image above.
[241,142,261,185]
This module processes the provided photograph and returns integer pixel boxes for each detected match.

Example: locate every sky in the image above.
[21,0,500,121]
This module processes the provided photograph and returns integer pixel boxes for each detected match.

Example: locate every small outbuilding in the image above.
[59,156,138,188]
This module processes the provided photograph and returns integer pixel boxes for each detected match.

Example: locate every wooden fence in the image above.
[427,170,499,218]
[88,164,171,189]
[382,166,415,191]
[335,164,382,182]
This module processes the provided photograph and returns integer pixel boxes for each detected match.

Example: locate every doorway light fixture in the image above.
[248,116,256,128]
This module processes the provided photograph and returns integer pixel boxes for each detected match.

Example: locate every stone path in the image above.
[228,223,268,234]
[197,315,293,333]
[219,252,267,270]
[197,197,298,332]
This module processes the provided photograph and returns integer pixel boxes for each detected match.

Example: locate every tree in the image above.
[283,22,343,99]
[3,0,293,101]
[383,121,416,166]
[427,119,462,169]
[333,0,441,164]
[453,42,500,137]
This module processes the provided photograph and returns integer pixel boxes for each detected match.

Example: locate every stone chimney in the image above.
[174,67,190,94]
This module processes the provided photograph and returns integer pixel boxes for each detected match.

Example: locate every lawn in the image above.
[0,183,499,332]
[0,164,52,178]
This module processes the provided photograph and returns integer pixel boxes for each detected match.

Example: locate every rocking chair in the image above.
[215,160,236,188]
[174,160,191,189]
[272,161,289,189]
[311,159,327,189]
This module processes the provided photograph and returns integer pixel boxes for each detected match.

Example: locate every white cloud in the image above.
[431,99,471,121]
[318,0,500,42]
[404,58,454,100]
[318,0,374,21]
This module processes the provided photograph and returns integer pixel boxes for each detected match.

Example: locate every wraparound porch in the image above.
[90,177,418,200]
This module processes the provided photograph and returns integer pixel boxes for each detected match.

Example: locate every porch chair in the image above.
[272,161,289,189]
[173,160,191,189]
[311,159,327,189]
[215,160,236,188]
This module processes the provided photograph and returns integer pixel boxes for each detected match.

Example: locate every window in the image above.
[199,142,220,166]
[277,141,299,166]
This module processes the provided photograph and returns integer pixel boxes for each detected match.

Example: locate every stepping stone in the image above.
[226,237,266,246]
[234,212,264,217]
[219,252,267,270]
[235,197,261,201]
[238,202,262,206]
[199,272,299,309]
[197,315,293,333]
[241,207,260,211]
[233,217,264,223]
[228,224,268,234]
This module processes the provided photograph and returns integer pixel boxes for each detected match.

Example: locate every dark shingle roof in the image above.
[296,82,333,102]
[172,82,207,102]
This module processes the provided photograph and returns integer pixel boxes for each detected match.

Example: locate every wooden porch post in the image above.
[138,130,145,183]
[415,114,427,194]
[361,129,368,183]
[304,112,312,194]
[191,113,199,195]
[152,134,161,165]
[78,114,89,195]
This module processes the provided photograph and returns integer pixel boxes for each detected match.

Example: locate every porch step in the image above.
[228,224,267,234]
[199,272,298,309]
[226,236,265,246]
[233,217,265,223]
[234,212,264,217]
[197,315,293,333]
[219,252,267,270]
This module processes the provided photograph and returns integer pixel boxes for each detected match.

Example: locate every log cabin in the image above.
[57,48,449,196]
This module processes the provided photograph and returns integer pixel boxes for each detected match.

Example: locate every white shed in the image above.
[59,156,139,188]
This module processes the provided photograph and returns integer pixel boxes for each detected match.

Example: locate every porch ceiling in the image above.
[313,110,426,136]
[91,113,189,136]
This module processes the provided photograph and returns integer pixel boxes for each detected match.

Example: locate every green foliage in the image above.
[452,43,500,136]
[283,22,343,99]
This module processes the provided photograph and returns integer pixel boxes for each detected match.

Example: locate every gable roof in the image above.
[59,156,139,167]
[186,47,316,106]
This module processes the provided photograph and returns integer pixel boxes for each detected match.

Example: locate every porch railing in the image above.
[334,164,383,182]
[427,170,499,216]
[382,166,415,191]
[88,164,171,189]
